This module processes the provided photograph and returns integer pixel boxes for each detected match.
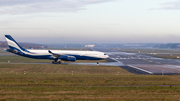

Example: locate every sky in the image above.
[1,0,180,43]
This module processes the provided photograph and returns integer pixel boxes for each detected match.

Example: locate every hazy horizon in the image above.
[1,0,180,43]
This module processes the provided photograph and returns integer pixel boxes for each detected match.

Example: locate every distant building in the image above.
[85,45,95,48]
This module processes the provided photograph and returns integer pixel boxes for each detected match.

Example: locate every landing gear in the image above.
[52,59,61,64]
[57,61,61,64]
[52,61,55,64]
[97,61,99,66]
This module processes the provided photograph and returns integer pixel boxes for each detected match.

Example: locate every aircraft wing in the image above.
[48,50,61,58]
[48,50,76,61]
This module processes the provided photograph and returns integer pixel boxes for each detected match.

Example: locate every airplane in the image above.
[5,35,109,64]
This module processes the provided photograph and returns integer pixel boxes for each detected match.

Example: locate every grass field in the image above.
[0,63,180,100]
[1,51,180,100]
[0,55,107,63]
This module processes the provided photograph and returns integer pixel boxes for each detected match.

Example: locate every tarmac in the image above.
[93,48,180,75]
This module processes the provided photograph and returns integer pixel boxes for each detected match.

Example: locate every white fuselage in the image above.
[28,49,109,60]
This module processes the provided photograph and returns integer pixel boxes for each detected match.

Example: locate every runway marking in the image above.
[113,58,162,60]
[128,65,153,74]
[109,58,121,62]
[163,65,180,69]
[111,57,153,74]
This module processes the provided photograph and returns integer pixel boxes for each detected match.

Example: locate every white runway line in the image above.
[109,57,121,62]
[128,65,153,74]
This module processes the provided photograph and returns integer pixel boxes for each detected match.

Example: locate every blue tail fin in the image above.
[5,35,28,52]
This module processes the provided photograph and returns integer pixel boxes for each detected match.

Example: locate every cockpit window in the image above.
[104,54,107,55]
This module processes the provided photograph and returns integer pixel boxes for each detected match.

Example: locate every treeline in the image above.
[1,41,180,49]
[0,41,7,48]
[0,41,48,49]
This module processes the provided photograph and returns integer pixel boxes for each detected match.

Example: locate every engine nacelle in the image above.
[59,55,76,61]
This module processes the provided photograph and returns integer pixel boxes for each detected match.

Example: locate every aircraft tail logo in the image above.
[5,35,28,52]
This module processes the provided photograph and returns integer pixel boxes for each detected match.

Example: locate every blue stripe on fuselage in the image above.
[63,54,104,60]
[9,46,35,54]
[9,46,21,52]
[7,50,104,61]
[8,51,54,60]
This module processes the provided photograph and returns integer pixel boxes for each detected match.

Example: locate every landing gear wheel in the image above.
[52,61,56,64]
[52,60,61,64]
[57,61,61,64]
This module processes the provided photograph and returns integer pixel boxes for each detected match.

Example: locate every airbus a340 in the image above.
[5,35,109,64]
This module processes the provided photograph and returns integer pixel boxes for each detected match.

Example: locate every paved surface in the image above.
[2,48,180,75]
[93,48,180,75]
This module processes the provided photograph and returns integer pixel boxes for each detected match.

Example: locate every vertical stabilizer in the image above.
[5,35,28,52]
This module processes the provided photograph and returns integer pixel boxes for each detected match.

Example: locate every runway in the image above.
[94,48,180,75]
[2,48,180,75]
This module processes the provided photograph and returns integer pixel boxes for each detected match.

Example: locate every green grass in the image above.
[0,56,52,63]
[0,56,107,63]
[0,69,180,101]
[0,64,179,86]
[1,86,180,101]
[0,65,179,101]
[1,55,180,100]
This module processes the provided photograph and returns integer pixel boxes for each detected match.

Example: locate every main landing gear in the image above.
[52,59,61,64]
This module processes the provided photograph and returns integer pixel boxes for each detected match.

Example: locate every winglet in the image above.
[48,50,52,54]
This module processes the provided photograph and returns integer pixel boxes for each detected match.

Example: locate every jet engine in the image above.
[59,55,76,61]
